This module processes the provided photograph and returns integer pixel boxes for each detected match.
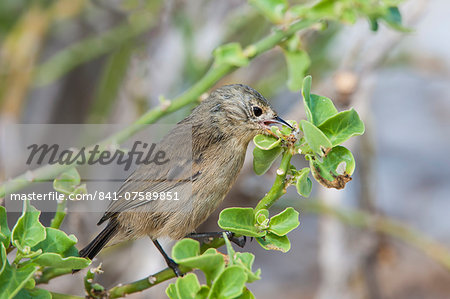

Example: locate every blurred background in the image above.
[1,0,450,298]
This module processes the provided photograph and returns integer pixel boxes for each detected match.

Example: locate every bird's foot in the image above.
[185,231,248,248]
[166,258,183,277]
[223,231,247,248]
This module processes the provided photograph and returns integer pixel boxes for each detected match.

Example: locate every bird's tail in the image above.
[73,220,119,273]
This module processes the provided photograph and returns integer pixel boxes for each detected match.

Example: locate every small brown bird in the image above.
[78,84,291,276]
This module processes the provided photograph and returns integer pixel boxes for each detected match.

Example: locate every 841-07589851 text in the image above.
[97,191,180,201]
[8,191,180,201]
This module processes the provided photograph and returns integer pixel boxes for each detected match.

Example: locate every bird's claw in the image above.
[225,231,247,248]
[167,258,183,277]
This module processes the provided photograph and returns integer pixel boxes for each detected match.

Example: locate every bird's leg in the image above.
[186,231,247,248]
[152,239,182,277]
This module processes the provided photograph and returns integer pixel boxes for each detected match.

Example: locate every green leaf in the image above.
[31,228,79,257]
[291,0,377,27]
[213,43,249,67]
[166,284,179,299]
[172,239,199,260]
[283,49,310,91]
[0,206,11,249]
[268,208,300,236]
[218,208,265,238]
[53,167,81,195]
[302,76,338,126]
[384,7,402,25]
[90,283,105,294]
[20,249,42,260]
[23,276,35,290]
[256,232,291,252]
[369,17,379,31]
[235,252,261,283]
[223,232,236,266]
[178,254,222,288]
[172,239,224,284]
[309,95,338,126]
[0,262,36,299]
[195,286,210,299]
[72,184,87,196]
[290,0,335,21]
[253,147,283,176]
[15,288,52,299]
[270,122,295,138]
[235,252,254,270]
[340,7,358,24]
[236,288,256,299]
[209,266,247,299]
[310,146,355,190]
[255,209,269,226]
[249,0,288,23]
[301,120,332,156]
[11,201,46,250]
[253,134,281,150]
[174,273,201,299]
[32,253,90,269]
[318,109,365,146]
[381,6,410,32]
[223,232,261,283]
[1,243,7,274]
[296,168,312,198]
[282,120,297,134]
[301,76,313,122]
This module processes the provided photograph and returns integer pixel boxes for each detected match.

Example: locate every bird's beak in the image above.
[264,116,293,129]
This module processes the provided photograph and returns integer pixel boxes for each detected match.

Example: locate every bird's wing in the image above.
[98,120,200,224]
[98,157,199,224]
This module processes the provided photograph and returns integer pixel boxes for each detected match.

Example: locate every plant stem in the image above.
[49,290,84,299]
[84,267,95,297]
[108,265,191,298]
[0,164,70,199]
[35,268,72,285]
[50,198,67,229]
[0,19,316,199]
[255,149,294,211]
[83,266,107,298]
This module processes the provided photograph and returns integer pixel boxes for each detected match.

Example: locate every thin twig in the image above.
[255,150,293,211]
[48,290,84,299]
[50,198,67,229]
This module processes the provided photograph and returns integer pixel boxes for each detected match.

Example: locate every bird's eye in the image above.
[252,106,263,117]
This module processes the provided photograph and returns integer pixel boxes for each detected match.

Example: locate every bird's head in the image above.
[205,84,291,142]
